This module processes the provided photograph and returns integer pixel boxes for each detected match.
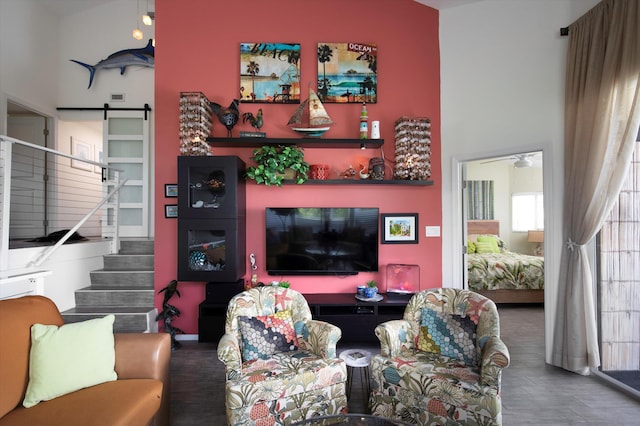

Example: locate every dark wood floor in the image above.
[169,305,640,425]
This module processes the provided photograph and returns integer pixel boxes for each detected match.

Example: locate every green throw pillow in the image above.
[467,240,476,254]
[475,241,498,253]
[23,315,118,408]
[476,235,500,253]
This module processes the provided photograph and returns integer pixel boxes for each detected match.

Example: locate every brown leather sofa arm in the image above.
[114,333,171,426]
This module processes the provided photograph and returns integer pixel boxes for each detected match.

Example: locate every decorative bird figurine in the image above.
[359,164,370,180]
[210,99,240,137]
[158,279,180,306]
[242,108,263,131]
[156,279,183,350]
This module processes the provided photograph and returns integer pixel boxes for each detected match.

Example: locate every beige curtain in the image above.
[552,0,640,375]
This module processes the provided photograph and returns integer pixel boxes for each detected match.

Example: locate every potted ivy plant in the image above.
[245,145,310,186]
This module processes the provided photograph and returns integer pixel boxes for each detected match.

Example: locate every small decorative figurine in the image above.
[249,253,259,288]
[342,165,356,179]
[210,99,240,137]
[156,280,184,350]
[242,109,263,131]
[359,164,370,179]
[369,157,385,180]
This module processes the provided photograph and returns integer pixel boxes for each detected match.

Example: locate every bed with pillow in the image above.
[467,220,544,304]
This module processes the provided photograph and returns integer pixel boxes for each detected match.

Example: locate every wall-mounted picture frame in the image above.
[165,184,178,198]
[381,213,419,244]
[240,42,301,103]
[317,42,377,103]
[71,137,93,171]
[165,205,178,218]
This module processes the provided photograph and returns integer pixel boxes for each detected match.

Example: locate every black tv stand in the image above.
[304,293,408,343]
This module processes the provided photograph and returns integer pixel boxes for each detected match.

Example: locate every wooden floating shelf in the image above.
[282,179,434,186]
[207,137,384,149]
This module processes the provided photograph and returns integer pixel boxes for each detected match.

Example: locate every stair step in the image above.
[65,238,156,334]
[90,270,154,287]
[119,239,154,255]
[61,306,159,333]
[75,287,154,307]
[104,254,154,271]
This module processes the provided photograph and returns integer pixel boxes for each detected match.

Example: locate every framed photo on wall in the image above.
[165,205,178,218]
[71,137,93,171]
[165,184,178,198]
[381,213,418,244]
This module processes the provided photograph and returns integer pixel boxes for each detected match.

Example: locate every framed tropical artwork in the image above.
[240,43,301,103]
[381,213,419,244]
[317,42,377,103]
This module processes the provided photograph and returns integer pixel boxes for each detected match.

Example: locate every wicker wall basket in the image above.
[393,116,431,180]
[179,92,214,156]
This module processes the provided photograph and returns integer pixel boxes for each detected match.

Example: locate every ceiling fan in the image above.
[481,153,537,168]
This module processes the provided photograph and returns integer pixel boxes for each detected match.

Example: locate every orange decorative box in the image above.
[310,164,329,180]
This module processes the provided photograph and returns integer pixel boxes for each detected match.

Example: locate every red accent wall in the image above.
[154,0,441,334]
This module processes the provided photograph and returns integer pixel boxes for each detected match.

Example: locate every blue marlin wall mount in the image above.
[70,39,154,89]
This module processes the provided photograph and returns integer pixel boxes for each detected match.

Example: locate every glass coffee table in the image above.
[292,414,410,425]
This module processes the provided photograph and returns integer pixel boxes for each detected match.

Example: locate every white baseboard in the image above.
[175,334,199,341]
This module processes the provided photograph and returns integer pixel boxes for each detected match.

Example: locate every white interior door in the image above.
[104,112,149,237]
[460,163,469,288]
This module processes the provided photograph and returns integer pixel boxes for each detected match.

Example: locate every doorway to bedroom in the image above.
[462,151,545,304]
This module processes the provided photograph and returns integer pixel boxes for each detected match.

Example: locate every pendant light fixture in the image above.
[142,0,152,26]
[132,0,143,40]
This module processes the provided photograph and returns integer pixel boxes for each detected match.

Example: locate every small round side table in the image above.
[339,349,372,408]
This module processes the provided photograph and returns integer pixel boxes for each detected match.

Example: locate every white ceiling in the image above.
[35,0,476,17]
[33,0,154,17]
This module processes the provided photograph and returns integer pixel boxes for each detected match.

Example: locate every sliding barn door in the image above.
[103,112,150,237]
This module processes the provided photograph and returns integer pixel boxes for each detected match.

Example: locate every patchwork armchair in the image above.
[370,288,510,426]
[217,286,347,425]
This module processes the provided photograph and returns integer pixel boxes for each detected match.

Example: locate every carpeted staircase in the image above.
[61,239,157,333]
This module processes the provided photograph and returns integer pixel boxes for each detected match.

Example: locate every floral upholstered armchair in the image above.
[370,288,510,426]
[217,286,347,425]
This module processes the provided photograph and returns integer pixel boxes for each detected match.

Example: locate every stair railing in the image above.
[0,135,126,272]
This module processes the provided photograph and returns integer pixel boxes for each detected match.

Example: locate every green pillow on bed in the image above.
[467,241,476,254]
[475,241,497,253]
[476,235,500,253]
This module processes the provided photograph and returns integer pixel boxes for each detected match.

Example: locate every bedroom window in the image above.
[465,180,494,220]
[512,192,543,232]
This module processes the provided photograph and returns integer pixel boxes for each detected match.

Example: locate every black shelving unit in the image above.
[177,156,246,282]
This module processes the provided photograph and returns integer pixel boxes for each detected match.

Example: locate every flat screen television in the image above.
[265,207,379,275]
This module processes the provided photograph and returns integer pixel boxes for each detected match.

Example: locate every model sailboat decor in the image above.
[287,86,333,137]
